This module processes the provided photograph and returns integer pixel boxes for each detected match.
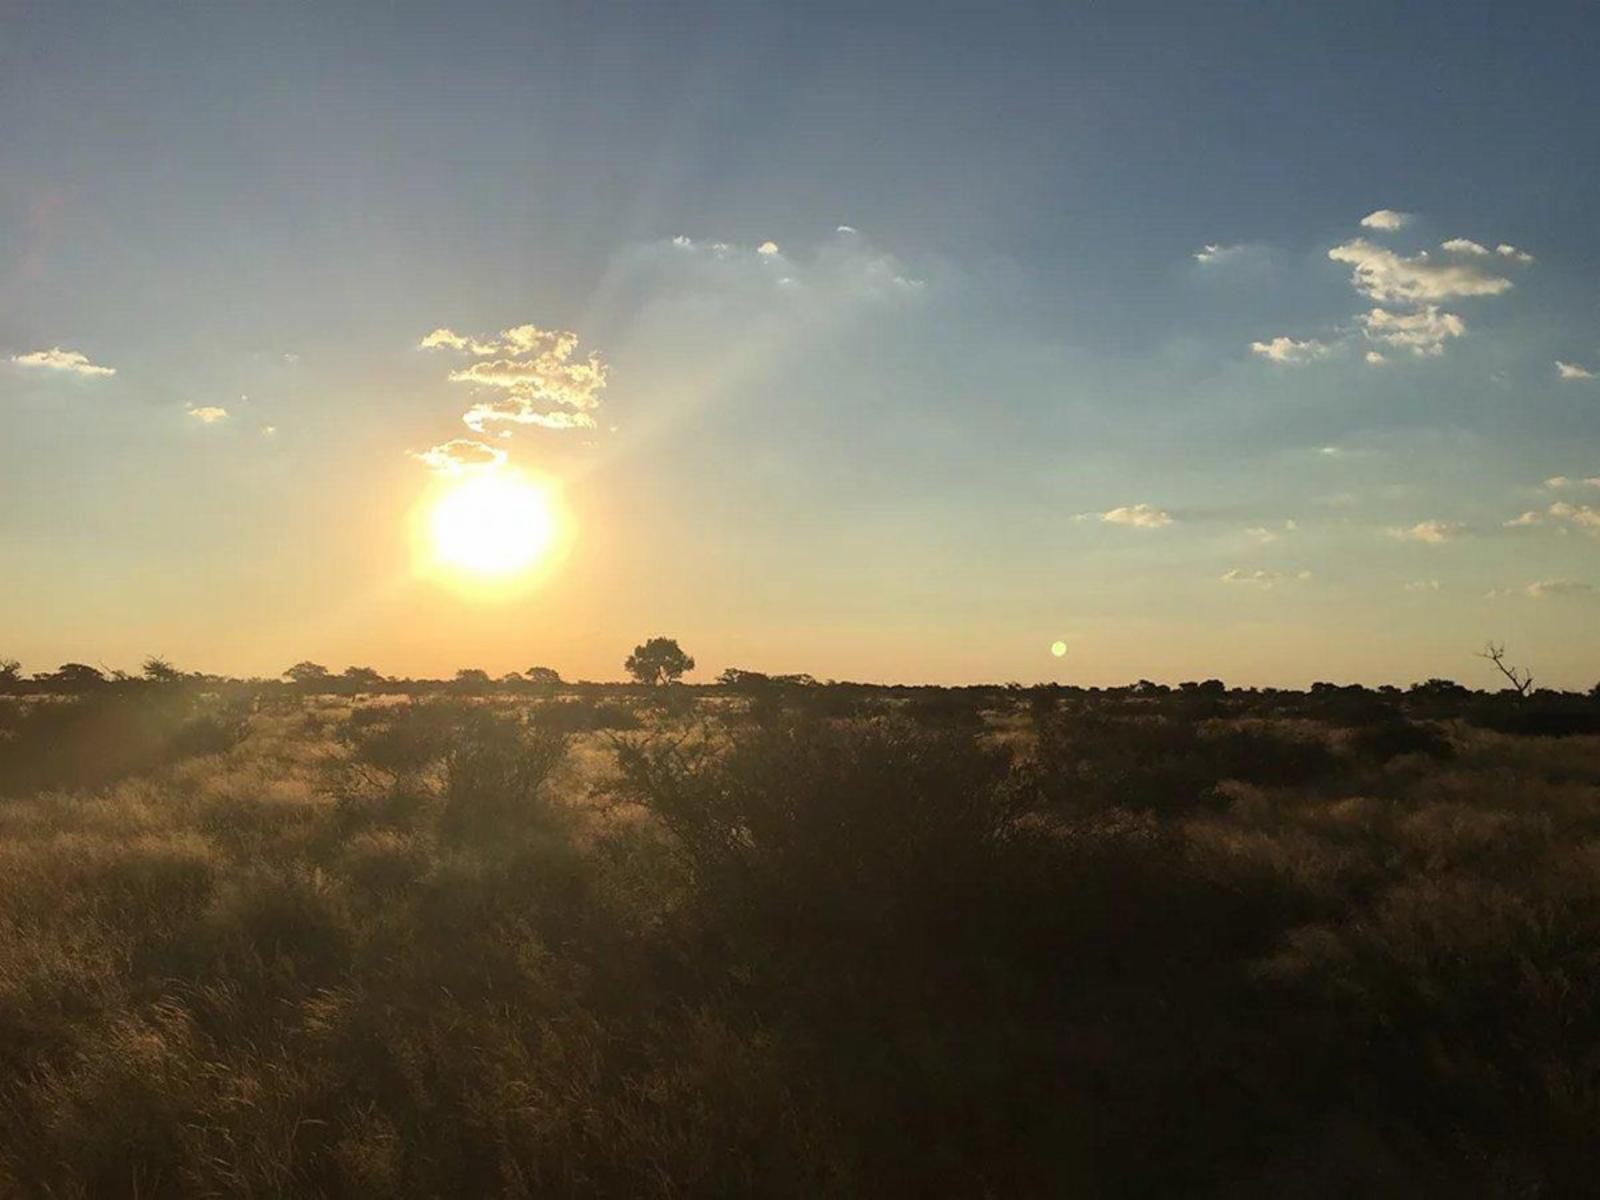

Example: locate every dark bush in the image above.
[1349,718,1455,762]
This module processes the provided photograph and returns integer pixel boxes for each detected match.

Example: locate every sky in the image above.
[3,0,1599,687]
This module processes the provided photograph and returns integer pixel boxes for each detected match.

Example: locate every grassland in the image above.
[2,680,1600,1196]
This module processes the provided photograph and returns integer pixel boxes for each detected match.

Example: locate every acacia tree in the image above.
[284,661,331,690]
[142,656,183,684]
[525,666,562,688]
[1477,641,1533,696]
[625,637,695,686]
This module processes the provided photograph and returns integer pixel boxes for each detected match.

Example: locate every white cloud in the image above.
[1387,520,1468,544]
[1365,350,1388,366]
[836,225,858,235]
[1505,510,1544,527]
[1244,526,1278,543]
[410,437,508,474]
[1220,568,1311,586]
[420,324,608,437]
[1404,579,1440,592]
[1549,501,1600,533]
[1556,360,1595,380]
[9,347,116,377]
[1250,335,1332,365]
[1544,475,1600,490]
[1440,238,1490,256]
[187,406,229,424]
[1327,238,1516,305]
[757,241,780,256]
[1357,305,1466,357]
[1194,243,1247,265]
[1360,209,1411,232]
[1099,504,1173,529]
[1496,244,1534,265]
[261,425,278,436]
[1525,579,1593,599]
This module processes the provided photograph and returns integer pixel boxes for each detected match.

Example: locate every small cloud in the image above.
[1098,503,1174,529]
[1194,243,1247,265]
[9,347,116,377]
[1549,501,1600,533]
[1496,244,1535,265]
[757,241,781,256]
[1357,305,1465,357]
[1220,568,1311,587]
[1365,350,1387,366]
[410,437,507,474]
[421,324,608,435]
[836,224,858,235]
[261,425,278,436]
[1525,579,1593,599]
[187,406,229,424]
[1544,475,1600,490]
[1387,520,1468,544]
[1359,209,1411,232]
[282,352,301,364]
[1440,237,1490,256]
[1250,335,1332,365]
[1403,579,1440,592]
[1328,238,1516,305]
[1504,510,1544,527]
[1556,360,1595,380]
[1244,526,1279,543]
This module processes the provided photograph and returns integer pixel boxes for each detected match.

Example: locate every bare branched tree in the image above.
[1477,641,1533,696]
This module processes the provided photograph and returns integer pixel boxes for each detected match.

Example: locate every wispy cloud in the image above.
[1359,209,1411,232]
[1356,305,1465,357]
[419,323,608,436]
[1249,336,1332,365]
[1544,476,1600,490]
[186,405,229,424]
[1403,579,1440,592]
[1220,568,1311,586]
[1549,501,1600,533]
[9,347,116,377]
[1387,520,1468,544]
[1194,243,1248,265]
[410,437,508,474]
[1097,504,1174,529]
[1327,238,1517,305]
[1525,579,1594,599]
[1556,360,1595,380]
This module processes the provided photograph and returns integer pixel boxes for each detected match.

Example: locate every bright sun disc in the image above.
[428,471,557,578]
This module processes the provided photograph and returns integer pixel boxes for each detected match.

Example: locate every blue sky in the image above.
[3,0,1599,685]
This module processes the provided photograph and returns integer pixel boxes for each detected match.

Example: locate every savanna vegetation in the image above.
[3,654,1600,1196]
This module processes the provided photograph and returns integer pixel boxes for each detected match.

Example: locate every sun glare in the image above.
[426,470,558,580]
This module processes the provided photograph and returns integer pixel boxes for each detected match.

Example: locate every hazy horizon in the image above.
[5,1,1600,688]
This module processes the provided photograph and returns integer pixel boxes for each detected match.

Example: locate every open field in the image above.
[3,680,1600,1196]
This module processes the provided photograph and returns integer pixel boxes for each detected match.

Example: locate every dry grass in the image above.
[0,689,1598,1195]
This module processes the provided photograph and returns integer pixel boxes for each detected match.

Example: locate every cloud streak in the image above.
[419,323,608,439]
[9,347,116,377]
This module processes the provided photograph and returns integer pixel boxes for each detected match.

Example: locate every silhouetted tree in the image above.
[626,637,695,686]
[1477,641,1533,697]
[141,656,183,684]
[285,661,331,688]
[453,668,492,694]
[525,666,562,688]
[42,663,105,691]
[0,659,20,691]
[718,667,771,689]
[342,665,387,691]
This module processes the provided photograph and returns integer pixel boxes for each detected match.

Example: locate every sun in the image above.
[426,470,559,579]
